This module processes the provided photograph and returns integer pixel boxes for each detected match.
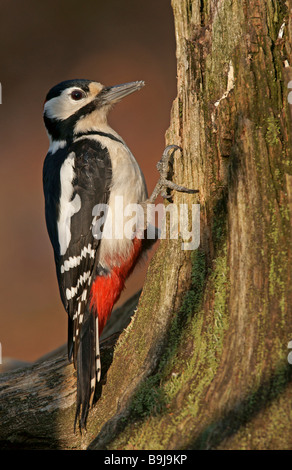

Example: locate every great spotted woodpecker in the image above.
[43,78,195,430]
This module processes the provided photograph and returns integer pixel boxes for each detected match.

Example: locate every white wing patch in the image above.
[60,243,95,273]
[66,271,91,300]
[57,152,81,255]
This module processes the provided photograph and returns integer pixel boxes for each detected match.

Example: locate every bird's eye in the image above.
[70,90,85,101]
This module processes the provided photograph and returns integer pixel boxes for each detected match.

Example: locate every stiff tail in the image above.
[73,239,144,431]
[74,308,101,431]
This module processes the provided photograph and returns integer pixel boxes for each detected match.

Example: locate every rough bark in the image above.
[1,0,292,450]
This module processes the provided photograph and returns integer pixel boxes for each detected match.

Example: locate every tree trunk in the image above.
[1,0,292,450]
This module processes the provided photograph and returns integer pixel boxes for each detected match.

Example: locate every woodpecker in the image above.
[43,78,196,430]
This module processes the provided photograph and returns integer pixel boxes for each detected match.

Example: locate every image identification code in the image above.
[104,454,188,467]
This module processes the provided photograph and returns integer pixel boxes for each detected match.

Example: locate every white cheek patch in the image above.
[58,152,81,255]
[44,87,93,121]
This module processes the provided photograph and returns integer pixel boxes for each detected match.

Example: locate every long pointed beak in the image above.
[101,80,145,104]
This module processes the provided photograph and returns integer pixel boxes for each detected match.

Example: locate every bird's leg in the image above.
[139,145,199,237]
[147,145,199,204]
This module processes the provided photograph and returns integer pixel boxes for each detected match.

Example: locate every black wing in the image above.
[43,138,112,364]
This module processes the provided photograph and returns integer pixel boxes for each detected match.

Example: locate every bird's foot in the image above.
[147,145,199,203]
[138,145,199,240]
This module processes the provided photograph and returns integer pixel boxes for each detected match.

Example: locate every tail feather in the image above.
[89,316,101,407]
[67,317,74,362]
[74,308,100,431]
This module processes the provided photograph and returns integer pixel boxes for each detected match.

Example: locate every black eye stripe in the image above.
[71,89,85,100]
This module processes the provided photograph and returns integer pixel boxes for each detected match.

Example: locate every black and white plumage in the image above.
[43,138,111,360]
[42,79,148,429]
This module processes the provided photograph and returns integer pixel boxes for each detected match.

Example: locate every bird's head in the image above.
[43,79,145,143]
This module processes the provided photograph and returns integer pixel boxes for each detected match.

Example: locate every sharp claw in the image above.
[157,145,181,176]
[161,190,172,199]
[162,145,182,157]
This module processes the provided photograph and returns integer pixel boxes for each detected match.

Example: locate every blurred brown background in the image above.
[0,0,177,362]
